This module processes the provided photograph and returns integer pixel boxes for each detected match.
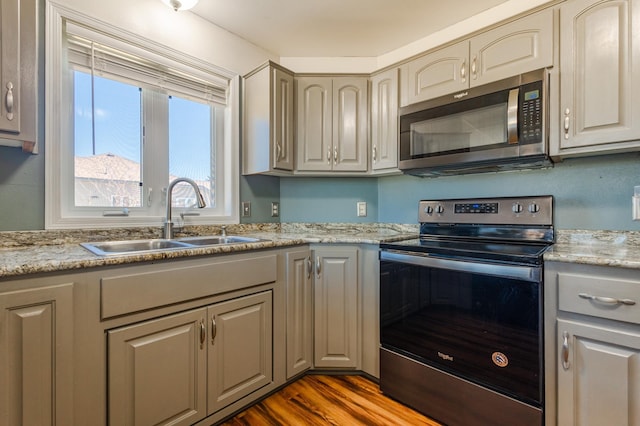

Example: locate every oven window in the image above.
[409,103,508,157]
[380,260,542,406]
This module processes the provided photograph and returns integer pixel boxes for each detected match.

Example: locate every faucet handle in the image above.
[220,225,227,237]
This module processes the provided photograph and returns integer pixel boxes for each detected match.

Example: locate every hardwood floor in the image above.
[220,374,442,425]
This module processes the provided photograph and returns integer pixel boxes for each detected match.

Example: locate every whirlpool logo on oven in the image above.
[437,352,454,362]
[492,351,509,367]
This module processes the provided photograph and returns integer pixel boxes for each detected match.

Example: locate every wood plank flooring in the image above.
[220,374,442,425]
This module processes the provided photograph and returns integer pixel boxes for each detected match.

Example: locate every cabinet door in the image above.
[0,283,74,426]
[313,246,359,368]
[332,77,368,171]
[0,0,37,151]
[296,77,333,171]
[559,0,640,151]
[401,40,468,106]
[108,309,207,426]
[370,68,399,171]
[208,291,272,414]
[470,9,554,87]
[286,249,313,378]
[557,319,640,426]
[0,0,21,134]
[273,67,294,171]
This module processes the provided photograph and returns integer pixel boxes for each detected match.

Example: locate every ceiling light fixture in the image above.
[161,0,198,12]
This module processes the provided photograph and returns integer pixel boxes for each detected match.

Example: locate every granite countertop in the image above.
[0,223,418,279]
[1,224,639,279]
[544,230,640,270]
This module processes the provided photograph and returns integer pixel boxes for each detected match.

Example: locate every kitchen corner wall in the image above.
[280,153,640,231]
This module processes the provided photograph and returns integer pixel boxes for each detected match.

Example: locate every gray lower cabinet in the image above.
[108,290,273,425]
[207,291,272,414]
[545,261,640,426]
[312,245,359,368]
[285,248,313,378]
[0,281,74,425]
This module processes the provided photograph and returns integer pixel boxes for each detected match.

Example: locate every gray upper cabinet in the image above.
[0,0,37,153]
[401,40,469,106]
[400,8,554,106]
[555,0,640,157]
[470,8,553,87]
[243,62,294,175]
[296,76,368,173]
[370,68,399,172]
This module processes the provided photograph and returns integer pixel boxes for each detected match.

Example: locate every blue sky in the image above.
[74,71,212,181]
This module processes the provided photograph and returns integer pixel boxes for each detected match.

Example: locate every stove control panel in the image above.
[419,196,553,225]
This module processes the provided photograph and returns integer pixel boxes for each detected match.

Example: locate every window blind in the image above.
[65,20,228,106]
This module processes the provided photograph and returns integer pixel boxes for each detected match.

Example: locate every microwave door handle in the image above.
[507,88,519,144]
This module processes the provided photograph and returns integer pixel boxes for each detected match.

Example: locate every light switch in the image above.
[241,201,251,217]
[357,202,367,217]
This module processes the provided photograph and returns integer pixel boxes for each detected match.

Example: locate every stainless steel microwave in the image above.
[398,69,551,177]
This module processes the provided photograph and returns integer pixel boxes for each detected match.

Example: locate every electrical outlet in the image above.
[357,201,367,217]
[241,201,251,217]
[633,186,640,221]
[271,202,280,217]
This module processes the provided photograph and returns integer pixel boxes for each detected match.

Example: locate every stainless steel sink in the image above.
[175,236,262,246]
[80,239,193,256]
[81,235,265,256]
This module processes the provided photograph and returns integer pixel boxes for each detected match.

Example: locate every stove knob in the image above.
[435,205,445,214]
[512,203,523,214]
[424,206,434,214]
[528,203,540,213]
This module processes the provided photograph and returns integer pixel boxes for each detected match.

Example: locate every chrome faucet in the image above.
[163,177,206,239]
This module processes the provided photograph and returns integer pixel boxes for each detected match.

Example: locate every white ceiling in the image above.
[191,0,511,57]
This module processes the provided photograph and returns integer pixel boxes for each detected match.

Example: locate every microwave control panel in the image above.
[520,80,543,143]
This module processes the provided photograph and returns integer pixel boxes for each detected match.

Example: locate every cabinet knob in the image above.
[460,60,467,82]
[372,146,377,162]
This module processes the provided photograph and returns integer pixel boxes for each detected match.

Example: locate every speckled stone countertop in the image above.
[1,224,639,279]
[0,223,418,279]
[545,230,640,270]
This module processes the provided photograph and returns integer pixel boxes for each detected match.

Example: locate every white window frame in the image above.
[45,2,240,229]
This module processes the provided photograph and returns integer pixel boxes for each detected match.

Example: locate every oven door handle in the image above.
[380,250,541,282]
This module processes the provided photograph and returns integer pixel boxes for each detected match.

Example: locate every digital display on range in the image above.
[455,203,499,213]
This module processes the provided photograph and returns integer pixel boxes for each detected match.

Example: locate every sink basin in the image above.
[81,235,265,256]
[81,239,193,256]
[176,236,262,246]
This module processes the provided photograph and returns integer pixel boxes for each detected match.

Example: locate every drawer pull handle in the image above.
[578,292,636,306]
[561,331,570,370]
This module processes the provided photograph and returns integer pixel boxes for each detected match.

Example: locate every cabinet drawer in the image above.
[558,272,640,324]
[101,254,277,319]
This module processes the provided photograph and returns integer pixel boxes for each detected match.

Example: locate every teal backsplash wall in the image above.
[0,146,45,231]
[240,174,281,223]
[280,177,379,223]
[377,153,640,230]
[281,153,640,231]
[0,149,638,231]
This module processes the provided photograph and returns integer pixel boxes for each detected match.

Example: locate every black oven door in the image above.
[379,250,543,407]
